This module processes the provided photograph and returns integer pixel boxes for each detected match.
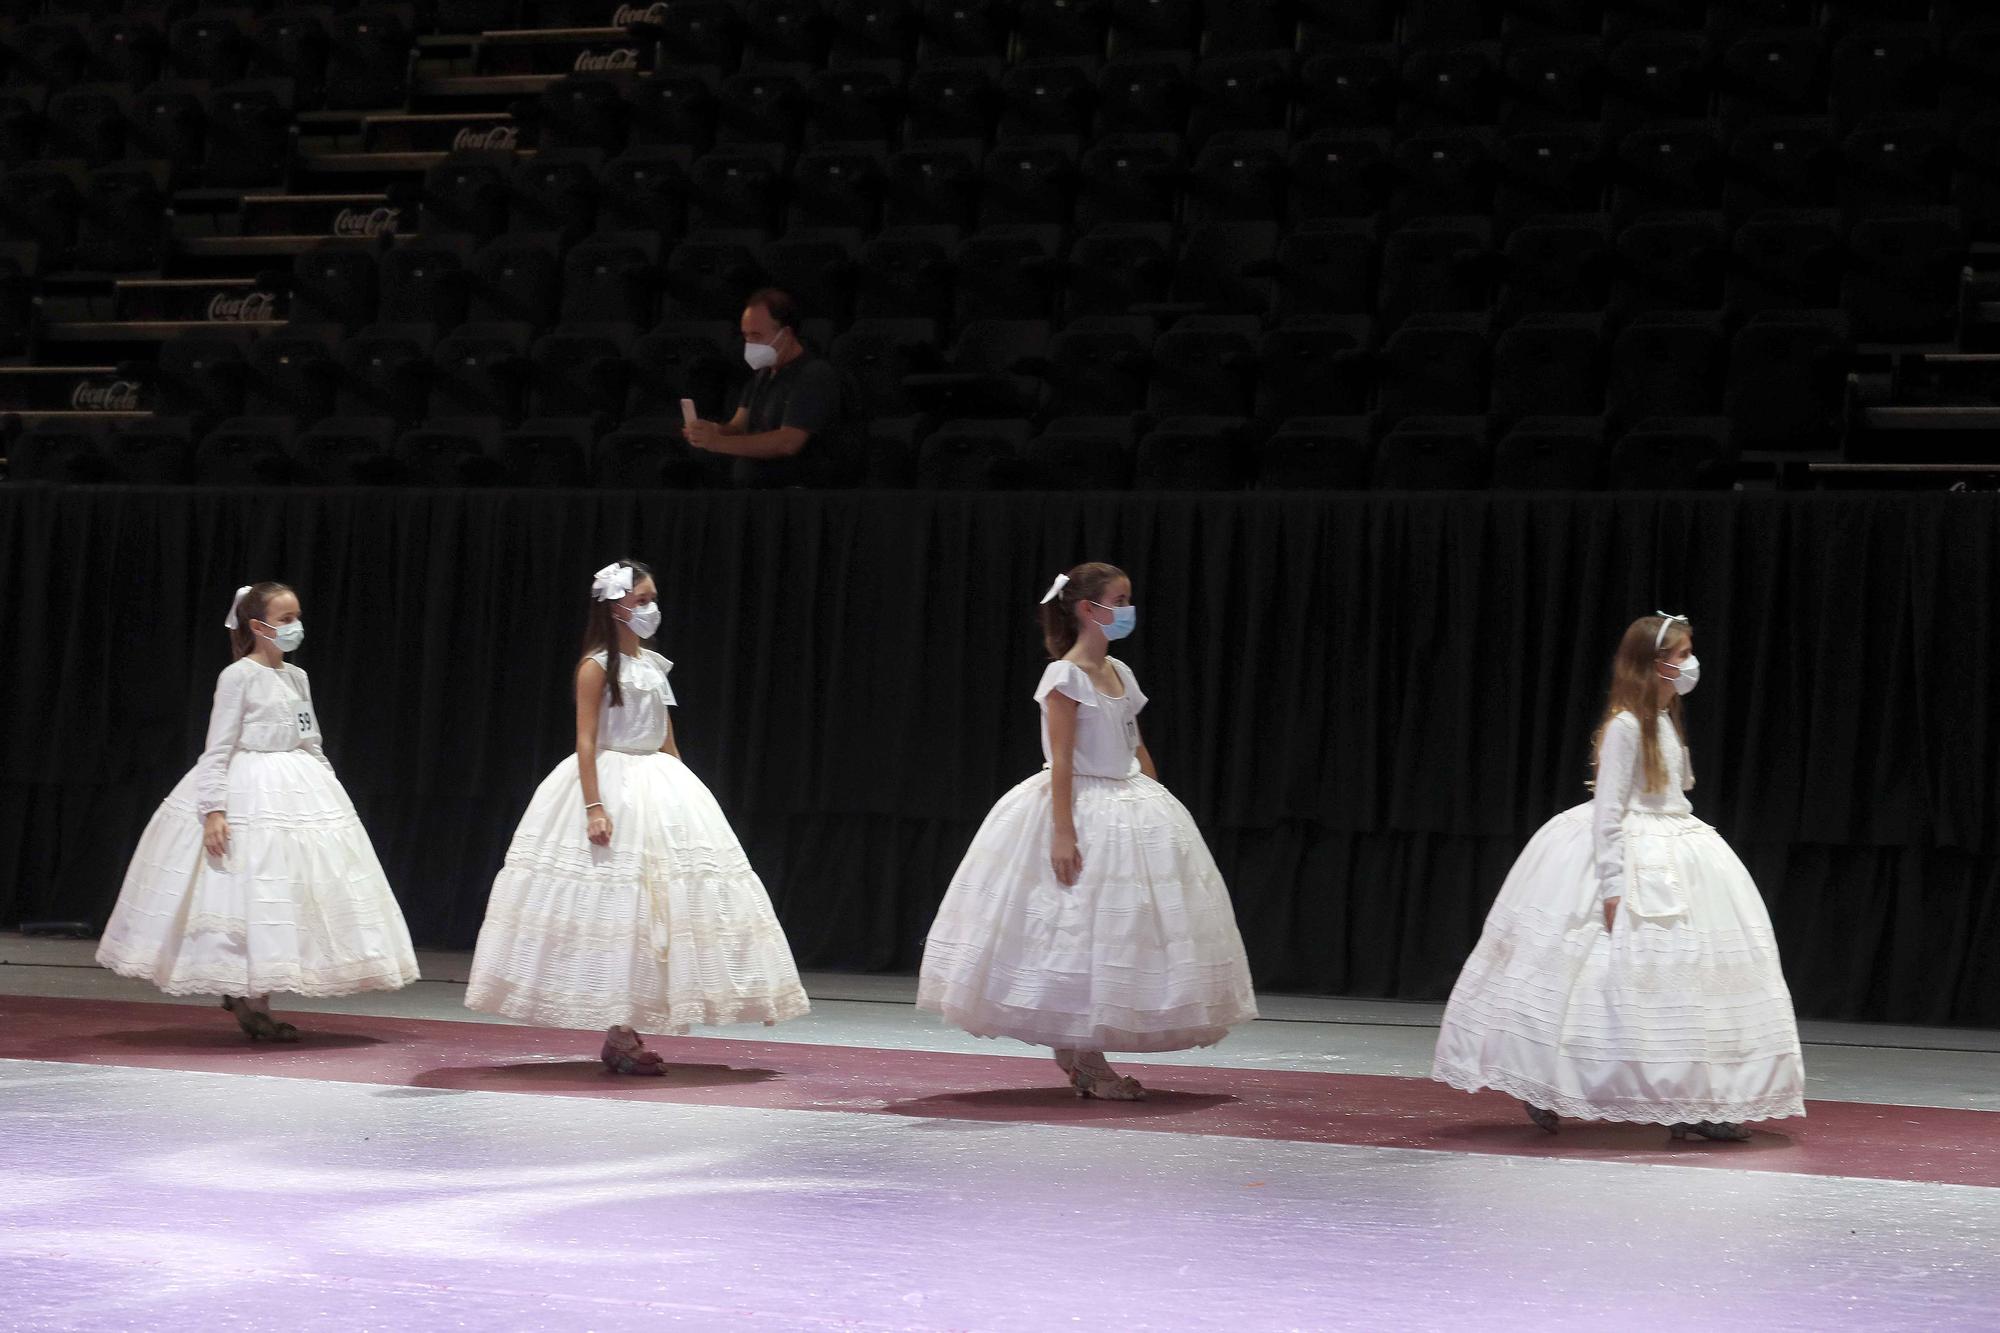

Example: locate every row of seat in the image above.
[30,207,1936,335]
[3,120,1984,272]
[445,34,2000,143]
[13,0,1962,93]
[2,409,1739,492]
[899,411,1738,490]
[0,9,408,109]
[11,18,2000,134]
[65,307,1835,452]
[400,118,2000,231]
[20,72,1996,215]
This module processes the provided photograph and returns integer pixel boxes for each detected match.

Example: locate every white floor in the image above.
[8,932,2000,1329]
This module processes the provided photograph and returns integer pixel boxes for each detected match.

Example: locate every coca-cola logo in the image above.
[612,3,665,24]
[332,206,400,238]
[207,290,277,322]
[573,47,639,72]
[452,124,518,151]
[71,379,142,412]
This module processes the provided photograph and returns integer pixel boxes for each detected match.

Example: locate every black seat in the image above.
[1253,416,1373,490]
[1376,314,1491,424]
[1025,417,1137,491]
[1132,415,1250,490]
[628,320,743,420]
[916,417,1036,489]
[1255,316,1374,420]
[510,149,603,241]
[466,233,563,330]
[1605,416,1732,489]
[395,418,506,486]
[1491,415,1603,490]
[531,324,635,421]
[297,416,399,485]
[564,232,663,326]
[1372,415,1491,490]
[1148,315,1259,417]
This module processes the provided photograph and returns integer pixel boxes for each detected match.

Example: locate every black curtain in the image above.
[3,487,1996,1025]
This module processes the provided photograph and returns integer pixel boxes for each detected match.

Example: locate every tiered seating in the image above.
[2,0,1996,488]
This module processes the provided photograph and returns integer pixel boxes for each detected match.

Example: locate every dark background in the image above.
[3,486,1995,1025]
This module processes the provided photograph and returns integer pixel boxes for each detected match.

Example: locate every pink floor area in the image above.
[5,994,1997,1189]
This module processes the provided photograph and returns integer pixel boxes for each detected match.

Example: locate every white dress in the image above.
[917,658,1259,1052]
[1432,710,1806,1124]
[465,648,809,1033]
[97,657,419,997]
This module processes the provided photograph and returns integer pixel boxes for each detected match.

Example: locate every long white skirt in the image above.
[918,771,1258,1052]
[97,750,420,998]
[465,749,810,1034]
[1432,804,1805,1124]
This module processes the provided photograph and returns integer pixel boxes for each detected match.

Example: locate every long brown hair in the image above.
[228,581,295,660]
[1592,614,1691,795]
[579,558,654,708]
[1039,561,1126,659]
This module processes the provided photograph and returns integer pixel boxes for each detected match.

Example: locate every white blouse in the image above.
[1591,708,1696,903]
[589,648,677,754]
[193,656,330,814]
[1036,657,1149,779]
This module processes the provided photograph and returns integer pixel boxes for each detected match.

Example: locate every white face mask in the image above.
[620,602,661,640]
[258,620,305,653]
[1658,654,1700,696]
[743,328,786,371]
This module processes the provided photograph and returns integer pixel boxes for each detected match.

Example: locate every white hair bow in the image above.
[223,584,252,630]
[1654,610,1689,649]
[1039,572,1070,604]
[592,563,634,602]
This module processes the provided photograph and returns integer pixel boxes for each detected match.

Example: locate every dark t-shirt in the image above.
[730,354,853,488]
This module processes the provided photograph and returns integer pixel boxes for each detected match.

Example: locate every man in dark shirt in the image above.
[685,288,852,487]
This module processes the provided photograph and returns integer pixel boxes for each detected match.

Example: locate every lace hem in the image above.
[915,979,1257,1053]
[917,1004,1245,1054]
[1430,1061,1807,1125]
[96,951,419,998]
[464,979,810,1034]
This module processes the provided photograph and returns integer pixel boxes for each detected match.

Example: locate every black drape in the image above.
[3,487,1996,1024]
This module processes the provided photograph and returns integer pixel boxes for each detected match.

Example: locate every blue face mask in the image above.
[1091,601,1137,641]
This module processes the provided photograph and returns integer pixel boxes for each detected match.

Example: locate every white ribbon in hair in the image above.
[592,563,634,602]
[223,584,252,630]
[1039,572,1070,604]
[1654,610,1689,650]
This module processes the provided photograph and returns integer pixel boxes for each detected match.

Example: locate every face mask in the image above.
[620,602,661,640]
[743,328,785,372]
[1658,653,1700,696]
[1091,601,1137,642]
[259,620,305,653]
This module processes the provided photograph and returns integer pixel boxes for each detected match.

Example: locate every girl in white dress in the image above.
[465,560,809,1074]
[1432,613,1805,1140]
[918,562,1258,1100]
[98,582,419,1040]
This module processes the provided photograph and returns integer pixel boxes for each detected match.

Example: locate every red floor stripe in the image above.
[5,994,1996,1189]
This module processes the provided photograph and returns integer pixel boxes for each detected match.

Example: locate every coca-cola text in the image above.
[452,124,519,152]
[332,206,401,238]
[207,291,278,322]
[71,380,142,412]
[573,47,639,73]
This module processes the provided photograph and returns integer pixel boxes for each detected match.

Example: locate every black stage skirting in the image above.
[3,486,1995,1025]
